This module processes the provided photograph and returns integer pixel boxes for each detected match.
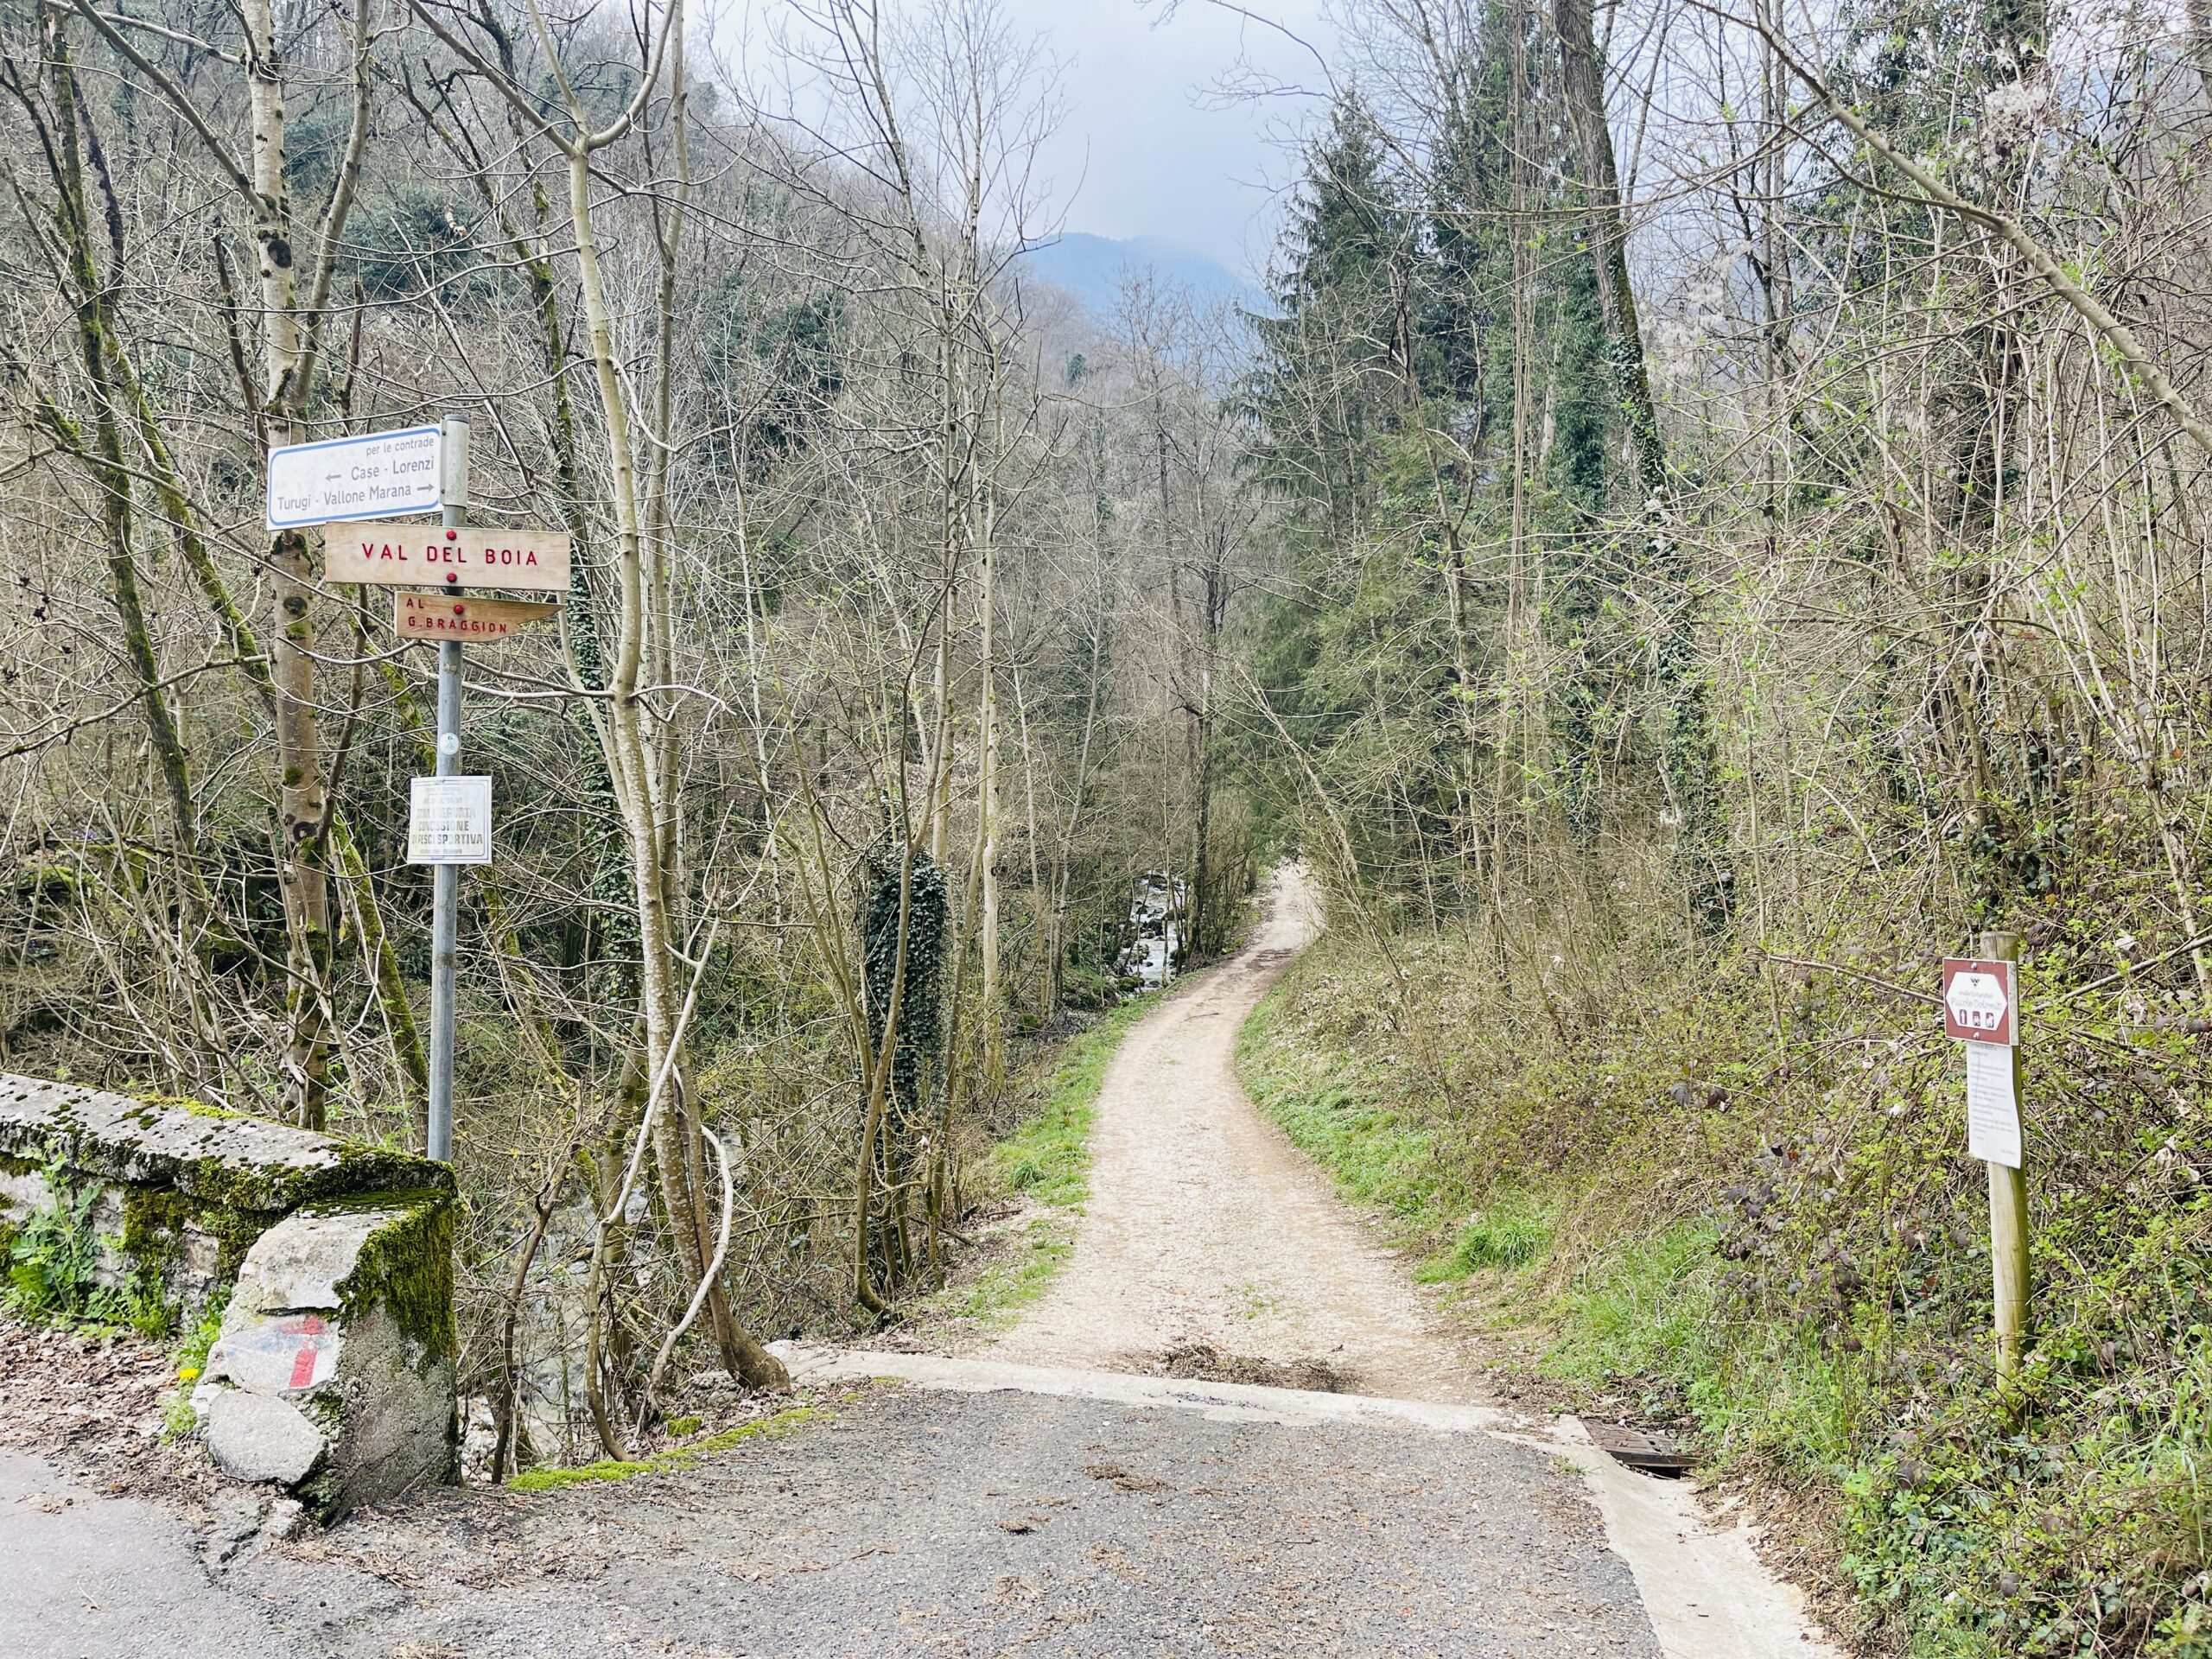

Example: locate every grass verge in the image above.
[1236,992,1549,1292]
[1237,924,2212,1657]
[941,994,1154,1332]
[507,1403,824,1492]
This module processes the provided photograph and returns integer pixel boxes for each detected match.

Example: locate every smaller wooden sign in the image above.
[327,522,571,593]
[395,591,560,643]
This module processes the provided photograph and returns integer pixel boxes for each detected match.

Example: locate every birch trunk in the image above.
[242,0,333,1127]
[565,130,786,1390]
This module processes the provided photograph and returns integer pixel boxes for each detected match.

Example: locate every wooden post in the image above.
[1980,928,2030,1376]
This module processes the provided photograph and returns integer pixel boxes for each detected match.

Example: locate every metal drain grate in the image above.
[1578,1417,1694,1476]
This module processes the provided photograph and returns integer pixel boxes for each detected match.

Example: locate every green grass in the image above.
[1241,985,1728,1399]
[1541,1220,1721,1387]
[1240,992,1569,1294]
[995,994,1154,1208]
[1417,1192,1554,1282]
[946,1225,1072,1332]
[506,1404,823,1492]
[161,1289,229,1441]
[1541,1222,1872,1477]
[948,995,1154,1332]
[1237,927,2212,1654]
[1236,994,1468,1239]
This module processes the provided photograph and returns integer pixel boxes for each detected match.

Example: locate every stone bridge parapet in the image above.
[0,1077,455,1518]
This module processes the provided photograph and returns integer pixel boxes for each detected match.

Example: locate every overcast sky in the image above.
[718,2,1340,277]
[1001,0,1337,276]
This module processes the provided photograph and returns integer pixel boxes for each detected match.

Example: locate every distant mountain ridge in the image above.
[1016,232,1260,318]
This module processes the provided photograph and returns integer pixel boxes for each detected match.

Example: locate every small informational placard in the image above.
[1965,1041,2022,1168]
[407,776,493,865]
[1942,957,2018,1045]
[326,523,571,593]
[267,427,442,529]
[395,592,560,642]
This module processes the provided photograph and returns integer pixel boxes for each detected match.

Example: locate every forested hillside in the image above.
[2,0,2209,1649]
[0,0,1256,1465]
[1230,2,2212,1653]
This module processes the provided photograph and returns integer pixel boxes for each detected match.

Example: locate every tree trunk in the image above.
[977,472,1001,1077]
[566,137,785,1391]
[240,0,334,1126]
[1555,0,1732,931]
[41,6,198,860]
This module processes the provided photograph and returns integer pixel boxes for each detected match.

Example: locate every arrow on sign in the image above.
[395,591,559,642]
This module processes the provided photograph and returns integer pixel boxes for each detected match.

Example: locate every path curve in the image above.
[993,866,1487,1404]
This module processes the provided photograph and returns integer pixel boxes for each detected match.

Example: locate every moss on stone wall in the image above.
[118,1184,271,1288]
[327,1192,456,1370]
[136,1095,249,1122]
[118,1185,188,1276]
[505,1406,827,1492]
[0,1081,453,1333]
[0,1080,451,1217]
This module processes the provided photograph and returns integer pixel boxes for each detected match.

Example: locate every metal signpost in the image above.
[268,412,563,1166]
[425,416,470,1165]
[1942,941,2027,1376]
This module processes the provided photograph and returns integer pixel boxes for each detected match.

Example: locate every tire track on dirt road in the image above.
[989,865,1487,1403]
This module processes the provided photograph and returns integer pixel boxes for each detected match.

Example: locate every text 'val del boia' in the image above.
[327,523,571,593]
[266,416,570,1161]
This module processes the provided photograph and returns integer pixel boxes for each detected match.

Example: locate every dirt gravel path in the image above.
[992,867,1488,1404]
[0,868,1831,1659]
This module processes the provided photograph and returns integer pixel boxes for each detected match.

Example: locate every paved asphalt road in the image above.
[6,877,1821,1657]
[5,1379,1659,1658]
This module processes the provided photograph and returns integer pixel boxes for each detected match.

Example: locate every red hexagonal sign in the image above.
[1942,958,2017,1046]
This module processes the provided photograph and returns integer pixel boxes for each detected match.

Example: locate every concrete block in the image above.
[0,1075,451,1214]
[197,1192,456,1520]
[0,1076,451,1318]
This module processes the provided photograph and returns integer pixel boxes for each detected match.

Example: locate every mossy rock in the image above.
[0,1074,448,1215]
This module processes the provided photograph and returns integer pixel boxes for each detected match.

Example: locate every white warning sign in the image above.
[1965,1040,2022,1169]
[408,775,493,865]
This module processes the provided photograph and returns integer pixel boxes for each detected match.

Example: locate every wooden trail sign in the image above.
[326,522,570,593]
[396,592,559,643]
[1942,957,2017,1045]
[1948,937,2030,1377]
